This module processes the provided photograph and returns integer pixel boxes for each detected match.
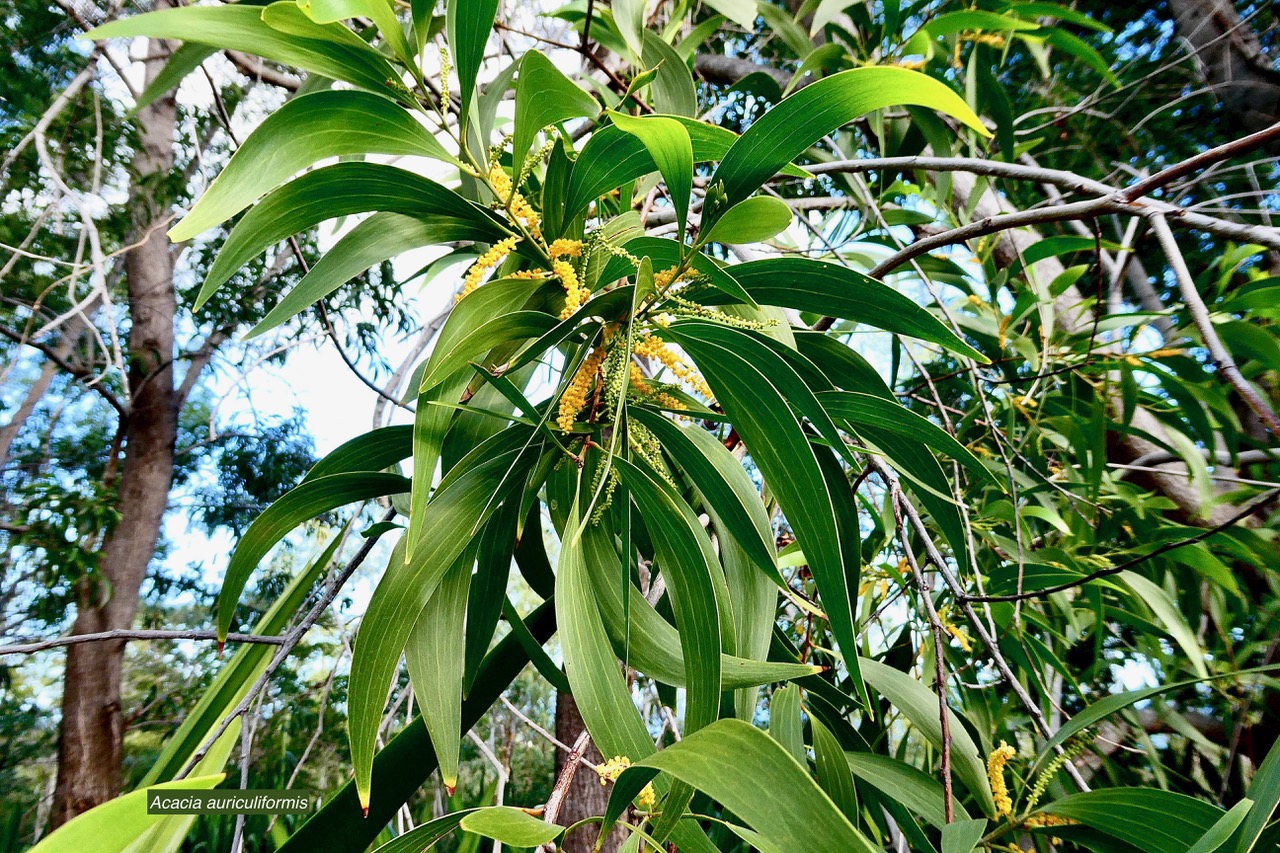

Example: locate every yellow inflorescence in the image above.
[1023,814,1076,829]
[633,333,712,398]
[988,741,1017,818]
[595,755,631,784]
[488,164,542,241]
[550,238,583,260]
[555,259,585,320]
[652,265,681,290]
[458,236,520,301]
[557,345,607,433]
[936,604,974,653]
[507,269,549,280]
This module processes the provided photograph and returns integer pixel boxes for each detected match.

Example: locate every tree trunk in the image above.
[554,693,627,853]
[51,26,179,826]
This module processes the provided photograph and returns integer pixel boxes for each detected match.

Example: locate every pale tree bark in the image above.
[51,21,180,824]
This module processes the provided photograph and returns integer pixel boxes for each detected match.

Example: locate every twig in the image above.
[1148,212,1280,435]
[963,488,1280,604]
[0,629,284,656]
[174,509,394,777]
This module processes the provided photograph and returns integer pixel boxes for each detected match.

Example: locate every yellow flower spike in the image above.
[988,741,1017,819]
[457,236,520,301]
[635,782,657,812]
[554,259,585,320]
[629,363,651,394]
[549,238,584,259]
[632,334,713,398]
[557,345,607,433]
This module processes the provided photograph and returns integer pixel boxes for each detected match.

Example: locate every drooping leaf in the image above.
[86,4,404,98]
[172,91,453,241]
[217,471,410,641]
[859,658,996,818]
[941,819,988,853]
[707,257,988,362]
[281,601,555,853]
[297,0,414,68]
[1236,734,1280,852]
[194,163,508,311]
[608,111,694,238]
[845,750,969,829]
[711,65,988,207]
[603,719,880,853]
[668,321,867,704]
[811,715,859,821]
[1187,799,1253,853]
[248,213,488,338]
[406,541,476,792]
[348,427,542,808]
[1040,789,1226,853]
[641,31,698,117]
[770,683,805,764]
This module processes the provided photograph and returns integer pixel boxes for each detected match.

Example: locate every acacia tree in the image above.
[24,0,1280,851]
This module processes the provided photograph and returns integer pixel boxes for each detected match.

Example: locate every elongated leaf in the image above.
[513,51,599,165]
[604,719,880,853]
[708,257,986,362]
[86,4,403,97]
[564,120,807,224]
[195,163,506,310]
[29,776,224,853]
[464,497,519,689]
[630,409,778,585]
[349,427,541,808]
[712,66,987,206]
[406,541,476,791]
[298,0,414,68]
[770,684,805,764]
[1122,571,1209,679]
[668,321,867,703]
[609,111,694,238]
[217,471,409,640]
[420,311,559,392]
[859,658,996,818]
[447,0,500,115]
[557,505,656,763]
[459,807,562,846]
[922,10,1041,37]
[642,31,698,117]
[369,810,476,853]
[579,525,813,689]
[1188,799,1253,853]
[616,457,724,838]
[282,601,555,852]
[249,213,487,338]
[1041,789,1226,853]
[132,42,216,113]
[845,751,968,829]
[145,529,348,785]
[703,196,794,245]
[1236,735,1280,852]
[811,715,858,821]
[173,91,453,241]
[819,390,993,482]
[304,425,412,481]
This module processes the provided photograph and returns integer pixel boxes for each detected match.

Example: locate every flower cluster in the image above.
[633,333,713,398]
[458,236,520,301]
[487,164,542,240]
[594,755,656,812]
[551,239,586,320]
[557,345,607,433]
[988,740,1018,818]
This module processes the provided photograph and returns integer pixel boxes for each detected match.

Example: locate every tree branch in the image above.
[0,629,284,656]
